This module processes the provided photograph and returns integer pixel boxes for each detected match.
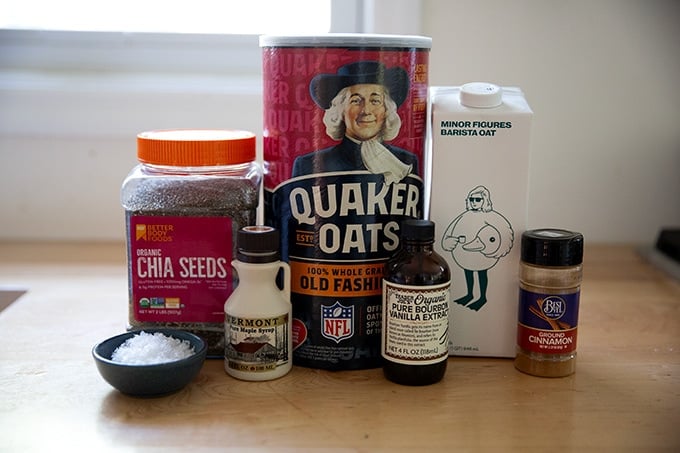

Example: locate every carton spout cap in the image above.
[459,82,503,108]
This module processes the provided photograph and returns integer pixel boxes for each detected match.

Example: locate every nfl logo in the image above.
[321,301,354,343]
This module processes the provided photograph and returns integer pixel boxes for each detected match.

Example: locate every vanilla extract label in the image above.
[382,281,450,365]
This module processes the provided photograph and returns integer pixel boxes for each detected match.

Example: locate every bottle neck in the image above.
[402,239,434,253]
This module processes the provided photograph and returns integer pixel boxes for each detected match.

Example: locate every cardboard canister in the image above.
[260,34,432,370]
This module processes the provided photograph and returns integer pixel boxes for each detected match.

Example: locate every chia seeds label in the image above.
[517,288,580,354]
[382,281,450,365]
[261,36,431,369]
[128,215,233,324]
[225,314,290,373]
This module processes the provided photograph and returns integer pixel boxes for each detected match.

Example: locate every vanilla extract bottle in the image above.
[382,219,451,386]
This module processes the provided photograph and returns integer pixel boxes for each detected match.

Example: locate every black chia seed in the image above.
[122,165,261,358]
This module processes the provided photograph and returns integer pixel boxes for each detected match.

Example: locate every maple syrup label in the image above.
[225,314,290,372]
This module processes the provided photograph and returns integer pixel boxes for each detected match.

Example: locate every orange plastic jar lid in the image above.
[137,129,256,166]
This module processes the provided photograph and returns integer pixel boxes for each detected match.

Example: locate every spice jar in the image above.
[225,226,292,381]
[121,129,262,357]
[382,219,451,386]
[515,229,584,377]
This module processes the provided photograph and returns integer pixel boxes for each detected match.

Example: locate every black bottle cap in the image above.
[401,219,435,242]
[237,226,280,263]
[521,229,584,266]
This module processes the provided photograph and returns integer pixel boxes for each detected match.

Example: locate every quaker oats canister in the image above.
[260,34,432,370]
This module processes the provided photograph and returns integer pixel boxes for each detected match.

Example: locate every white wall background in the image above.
[419,0,679,245]
[1,0,678,244]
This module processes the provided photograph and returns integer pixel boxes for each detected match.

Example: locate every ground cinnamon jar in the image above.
[515,229,584,377]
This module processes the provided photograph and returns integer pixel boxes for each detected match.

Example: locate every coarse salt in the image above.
[111,331,195,365]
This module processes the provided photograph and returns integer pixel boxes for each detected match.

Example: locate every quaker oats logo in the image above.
[542,296,567,320]
[321,301,354,343]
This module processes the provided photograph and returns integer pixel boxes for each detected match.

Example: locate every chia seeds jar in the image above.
[121,129,262,357]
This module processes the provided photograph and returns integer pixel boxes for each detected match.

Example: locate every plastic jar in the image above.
[121,129,262,357]
[515,229,584,377]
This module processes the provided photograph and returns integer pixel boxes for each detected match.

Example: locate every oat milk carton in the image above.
[428,83,533,357]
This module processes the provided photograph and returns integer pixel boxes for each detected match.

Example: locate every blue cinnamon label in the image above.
[517,288,579,354]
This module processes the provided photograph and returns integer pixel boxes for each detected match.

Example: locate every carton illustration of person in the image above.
[441,185,514,311]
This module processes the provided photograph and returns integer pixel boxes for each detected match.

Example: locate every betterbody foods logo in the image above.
[136,224,174,242]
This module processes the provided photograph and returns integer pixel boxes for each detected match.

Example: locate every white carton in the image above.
[428,83,533,357]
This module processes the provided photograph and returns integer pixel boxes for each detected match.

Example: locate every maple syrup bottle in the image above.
[224,226,292,381]
[382,219,451,385]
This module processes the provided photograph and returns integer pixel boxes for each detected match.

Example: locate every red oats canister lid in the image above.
[137,129,256,166]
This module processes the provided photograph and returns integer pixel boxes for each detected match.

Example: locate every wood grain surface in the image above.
[0,242,678,451]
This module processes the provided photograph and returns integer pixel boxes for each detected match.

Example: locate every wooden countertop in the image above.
[0,242,678,451]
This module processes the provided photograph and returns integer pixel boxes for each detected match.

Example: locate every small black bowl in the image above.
[92,328,207,397]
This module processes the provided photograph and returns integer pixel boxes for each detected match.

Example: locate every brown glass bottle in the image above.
[382,219,451,386]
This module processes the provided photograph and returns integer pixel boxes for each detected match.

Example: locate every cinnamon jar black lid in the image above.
[521,229,584,266]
